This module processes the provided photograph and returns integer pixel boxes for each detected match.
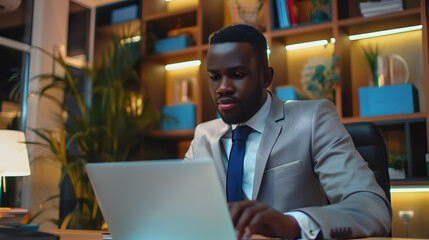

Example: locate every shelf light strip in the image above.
[349,25,422,41]
[165,60,201,70]
[390,186,429,193]
[286,38,335,51]
[284,25,421,50]
[120,36,141,44]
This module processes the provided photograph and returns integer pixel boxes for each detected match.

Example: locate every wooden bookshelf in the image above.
[342,112,427,124]
[139,0,429,181]
[338,7,421,26]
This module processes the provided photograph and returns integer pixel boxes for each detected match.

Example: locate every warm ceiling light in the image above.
[349,25,422,41]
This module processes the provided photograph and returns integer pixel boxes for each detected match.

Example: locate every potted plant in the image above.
[308,0,329,22]
[388,151,406,179]
[28,30,160,229]
[362,44,379,86]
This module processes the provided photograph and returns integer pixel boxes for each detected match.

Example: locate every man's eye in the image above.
[232,73,245,79]
[209,75,220,81]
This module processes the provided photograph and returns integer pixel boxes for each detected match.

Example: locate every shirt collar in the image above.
[231,92,272,133]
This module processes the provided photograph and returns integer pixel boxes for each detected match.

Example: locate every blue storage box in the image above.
[111,4,138,24]
[275,86,306,101]
[358,83,419,117]
[161,103,196,131]
[155,35,192,53]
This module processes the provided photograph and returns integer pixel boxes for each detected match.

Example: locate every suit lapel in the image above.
[209,121,230,189]
[252,95,285,199]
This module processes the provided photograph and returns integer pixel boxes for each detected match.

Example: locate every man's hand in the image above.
[228,201,301,239]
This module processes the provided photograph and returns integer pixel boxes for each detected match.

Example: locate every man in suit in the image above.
[184,24,391,239]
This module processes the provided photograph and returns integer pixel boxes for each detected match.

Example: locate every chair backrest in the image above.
[344,122,391,202]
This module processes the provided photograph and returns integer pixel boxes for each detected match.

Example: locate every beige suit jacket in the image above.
[185,94,392,238]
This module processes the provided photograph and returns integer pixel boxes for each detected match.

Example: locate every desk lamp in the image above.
[0,130,31,206]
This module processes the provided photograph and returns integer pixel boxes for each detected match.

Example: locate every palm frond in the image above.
[27,194,61,223]
[31,25,159,229]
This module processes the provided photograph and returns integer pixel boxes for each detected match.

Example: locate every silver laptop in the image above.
[86,159,236,240]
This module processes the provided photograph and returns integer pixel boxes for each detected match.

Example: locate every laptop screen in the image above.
[86,159,236,240]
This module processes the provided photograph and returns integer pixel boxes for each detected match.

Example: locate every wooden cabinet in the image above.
[140,0,224,136]
[140,0,429,181]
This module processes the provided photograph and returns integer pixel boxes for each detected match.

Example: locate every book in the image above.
[0,208,28,224]
[359,0,403,18]
[286,0,297,25]
[276,0,290,28]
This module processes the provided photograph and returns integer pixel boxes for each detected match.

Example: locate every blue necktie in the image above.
[227,125,252,202]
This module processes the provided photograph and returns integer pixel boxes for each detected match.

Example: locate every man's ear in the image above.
[263,67,274,88]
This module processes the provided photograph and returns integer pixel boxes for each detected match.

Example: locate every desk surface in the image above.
[43,229,107,240]
[43,229,277,240]
[42,229,425,240]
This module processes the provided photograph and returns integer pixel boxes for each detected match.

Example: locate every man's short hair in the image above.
[209,24,269,67]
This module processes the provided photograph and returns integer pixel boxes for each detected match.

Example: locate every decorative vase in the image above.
[228,0,264,31]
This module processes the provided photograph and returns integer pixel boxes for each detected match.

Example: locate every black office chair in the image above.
[344,122,391,202]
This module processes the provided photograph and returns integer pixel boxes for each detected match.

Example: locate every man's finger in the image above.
[228,201,255,225]
[246,208,273,235]
[234,202,268,238]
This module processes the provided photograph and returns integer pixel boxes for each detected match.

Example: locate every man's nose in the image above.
[216,77,234,95]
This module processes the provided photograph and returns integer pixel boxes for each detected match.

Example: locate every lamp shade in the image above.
[0,130,31,177]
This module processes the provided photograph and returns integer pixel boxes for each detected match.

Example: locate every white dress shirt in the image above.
[220,93,321,240]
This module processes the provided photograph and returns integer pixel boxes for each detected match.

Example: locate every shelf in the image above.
[151,129,194,139]
[146,11,197,33]
[391,180,429,186]
[139,0,429,176]
[200,44,209,52]
[270,22,334,38]
[338,8,421,27]
[95,19,141,33]
[143,45,200,61]
[342,112,426,124]
[144,7,198,21]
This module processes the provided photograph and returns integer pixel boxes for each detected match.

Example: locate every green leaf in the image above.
[307,84,319,91]
[30,25,159,230]
[362,44,379,86]
[331,73,340,83]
